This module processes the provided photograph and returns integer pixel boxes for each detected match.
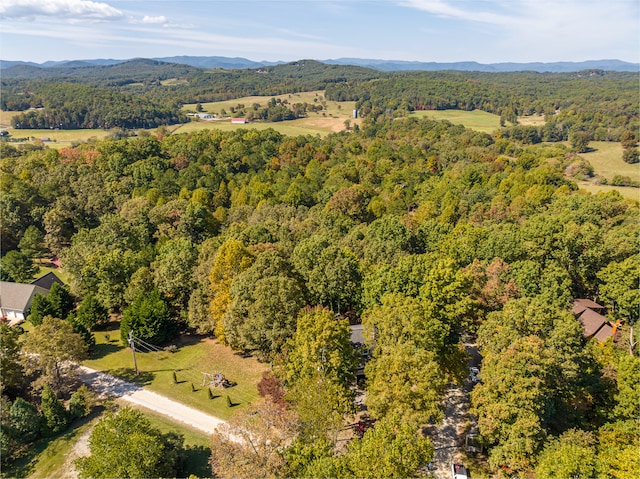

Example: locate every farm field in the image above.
[180,90,359,136]
[581,141,639,182]
[574,141,639,200]
[171,115,346,137]
[84,323,267,420]
[573,181,639,201]
[410,109,504,133]
[0,126,110,149]
[183,90,356,118]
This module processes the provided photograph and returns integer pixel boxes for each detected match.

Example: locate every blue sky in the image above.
[1,0,638,64]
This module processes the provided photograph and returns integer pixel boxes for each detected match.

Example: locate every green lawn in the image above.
[35,260,73,285]
[410,109,504,133]
[85,322,266,420]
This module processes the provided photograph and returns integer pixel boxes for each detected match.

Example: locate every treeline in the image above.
[1,117,638,477]
[326,70,638,141]
[8,83,186,130]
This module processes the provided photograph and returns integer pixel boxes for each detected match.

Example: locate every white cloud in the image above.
[0,0,123,21]
[399,0,515,25]
[141,15,168,25]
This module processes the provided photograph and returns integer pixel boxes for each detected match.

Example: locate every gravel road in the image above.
[77,366,226,435]
[429,384,468,479]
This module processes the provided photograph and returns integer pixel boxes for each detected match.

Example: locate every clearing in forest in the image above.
[84,322,267,420]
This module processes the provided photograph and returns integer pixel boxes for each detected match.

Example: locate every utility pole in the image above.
[128,331,139,376]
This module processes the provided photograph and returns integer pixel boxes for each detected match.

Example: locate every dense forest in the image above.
[1,104,638,477]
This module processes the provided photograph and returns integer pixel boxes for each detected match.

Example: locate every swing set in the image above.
[201,371,230,388]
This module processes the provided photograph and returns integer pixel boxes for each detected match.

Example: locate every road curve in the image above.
[77,366,225,435]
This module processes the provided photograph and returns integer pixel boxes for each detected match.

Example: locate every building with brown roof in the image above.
[573,299,615,343]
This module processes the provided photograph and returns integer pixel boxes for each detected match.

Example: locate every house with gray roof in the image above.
[0,282,49,325]
[1,272,64,326]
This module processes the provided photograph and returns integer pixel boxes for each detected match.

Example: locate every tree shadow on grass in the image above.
[181,445,212,478]
[106,368,154,386]
[90,342,121,360]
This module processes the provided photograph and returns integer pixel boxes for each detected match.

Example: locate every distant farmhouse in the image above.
[0,272,64,326]
[573,298,618,343]
[187,113,215,120]
[231,118,247,124]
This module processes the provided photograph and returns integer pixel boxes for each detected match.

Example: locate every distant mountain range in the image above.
[1,56,638,73]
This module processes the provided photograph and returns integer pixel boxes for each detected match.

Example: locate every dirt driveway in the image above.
[77,366,225,435]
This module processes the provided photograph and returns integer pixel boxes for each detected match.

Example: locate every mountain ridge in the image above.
[1,56,638,73]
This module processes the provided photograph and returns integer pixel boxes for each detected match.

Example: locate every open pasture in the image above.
[573,180,639,201]
[410,109,503,133]
[517,114,546,126]
[84,323,267,420]
[172,115,347,137]
[1,127,110,149]
[580,141,639,183]
[0,110,21,128]
[181,90,359,136]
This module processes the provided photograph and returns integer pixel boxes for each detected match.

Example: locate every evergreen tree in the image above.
[40,384,68,436]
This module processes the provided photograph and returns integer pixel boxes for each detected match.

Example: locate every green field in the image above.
[1,90,358,144]
[581,141,639,182]
[573,181,639,201]
[181,90,359,136]
[84,323,266,420]
[1,127,110,149]
[410,109,504,133]
[573,141,639,201]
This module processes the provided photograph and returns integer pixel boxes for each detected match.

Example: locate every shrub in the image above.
[68,385,94,419]
[9,398,41,442]
[622,148,639,164]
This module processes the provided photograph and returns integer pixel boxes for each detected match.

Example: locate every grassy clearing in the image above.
[181,90,359,136]
[410,109,503,133]
[2,128,110,149]
[570,141,639,201]
[35,260,73,285]
[183,90,356,117]
[0,110,21,128]
[581,141,639,182]
[518,114,546,126]
[84,322,266,420]
[573,181,639,201]
[174,118,332,136]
